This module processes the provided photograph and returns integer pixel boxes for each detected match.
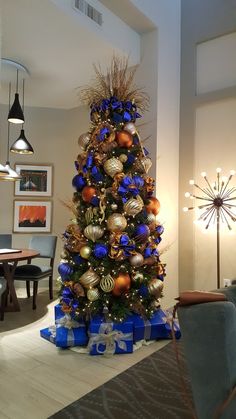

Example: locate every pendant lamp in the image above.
[10,79,34,155]
[0,83,22,181]
[8,69,24,124]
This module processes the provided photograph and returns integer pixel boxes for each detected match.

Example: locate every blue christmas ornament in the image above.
[72,300,79,310]
[73,254,85,265]
[126,154,135,165]
[93,243,108,259]
[156,225,164,235]
[139,284,149,298]
[123,111,132,122]
[133,224,150,243]
[62,287,73,298]
[72,174,86,191]
[58,263,73,280]
[112,112,123,123]
[61,297,72,306]
[91,196,100,206]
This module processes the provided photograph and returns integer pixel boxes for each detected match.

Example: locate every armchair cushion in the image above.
[14,264,52,280]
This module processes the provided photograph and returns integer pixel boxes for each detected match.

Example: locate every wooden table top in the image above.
[0,249,40,262]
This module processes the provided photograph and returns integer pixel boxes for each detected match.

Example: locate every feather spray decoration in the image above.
[80,55,149,112]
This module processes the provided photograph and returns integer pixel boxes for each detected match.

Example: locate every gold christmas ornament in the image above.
[135,157,152,173]
[84,224,104,242]
[151,298,161,310]
[129,253,144,267]
[78,132,91,150]
[107,213,127,232]
[124,122,136,135]
[85,207,94,225]
[119,154,128,163]
[147,213,156,224]
[79,245,92,259]
[100,274,115,292]
[132,272,144,282]
[79,268,100,289]
[104,157,123,178]
[87,288,100,301]
[148,279,164,297]
[124,195,144,216]
[111,203,118,211]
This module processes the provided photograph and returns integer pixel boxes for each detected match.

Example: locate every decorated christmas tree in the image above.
[58,57,165,323]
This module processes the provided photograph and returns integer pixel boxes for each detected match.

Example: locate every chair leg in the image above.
[49,275,53,300]
[0,290,7,321]
[32,282,38,310]
[26,281,30,298]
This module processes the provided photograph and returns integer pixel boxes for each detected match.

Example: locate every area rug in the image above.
[49,342,193,419]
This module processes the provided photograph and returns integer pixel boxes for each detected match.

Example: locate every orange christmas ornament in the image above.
[112,273,131,296]
[116,130,133,148]
[146,197,160,216]
[82,186,96,203]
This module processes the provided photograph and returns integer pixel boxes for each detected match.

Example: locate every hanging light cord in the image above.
[16,69,19,93]
[7,82,11,163]
[22,79,25,130]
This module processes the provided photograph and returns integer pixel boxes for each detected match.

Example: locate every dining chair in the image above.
[0,278,7,320]
[13,235,57,309]
[0,234,12,248]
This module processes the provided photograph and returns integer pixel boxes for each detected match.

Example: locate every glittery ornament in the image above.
[123,122,136,135]
[129,253,144,267]
[79,268,100,289]
[104,157,123,178]
[58,263,73,280]
[124,195,144,216]
[151,298,161,310]
[84,224,104,242]
[147,213,156,224]
[107,213,127,232]
[116,130,133,148]
[133,224,150,243]
[85,207,94,225]
[78,132,91,150]
[79,245,92,259]
[119,154,128,163]
[132,272,144,282]
[87,288,100,301]
[146,197,160,216]
[111,203,118,211]
[135,157,152,173]
[148,279,164,297]
[82,186,96,203]
[112,273,131,296]
[100,274,115,292]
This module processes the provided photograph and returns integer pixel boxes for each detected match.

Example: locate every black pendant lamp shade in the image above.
[10,129,34,154]
[8,92,24,124]
[8,69,25,124]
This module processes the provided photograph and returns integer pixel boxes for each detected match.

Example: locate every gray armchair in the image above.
[178,285,236,419]
[13,235,57,309]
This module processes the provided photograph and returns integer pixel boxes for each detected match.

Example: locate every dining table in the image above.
[0,249,40,311]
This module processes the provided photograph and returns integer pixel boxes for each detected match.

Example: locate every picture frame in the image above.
[13,200,52,233]
[14,164,53,197]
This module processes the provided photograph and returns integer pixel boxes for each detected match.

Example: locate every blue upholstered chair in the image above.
[0,234,12,248]
[178,286,236,419]
[13,235,57,310]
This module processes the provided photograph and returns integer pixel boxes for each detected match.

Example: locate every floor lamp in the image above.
[183,168,236,289]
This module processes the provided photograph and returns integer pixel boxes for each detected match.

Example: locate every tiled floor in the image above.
[0,289,168,419]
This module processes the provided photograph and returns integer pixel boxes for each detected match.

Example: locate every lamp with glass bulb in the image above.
[10,79,34,155]
[8,69,24,124]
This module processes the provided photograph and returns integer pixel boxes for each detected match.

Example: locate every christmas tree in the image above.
[58,57,165,322]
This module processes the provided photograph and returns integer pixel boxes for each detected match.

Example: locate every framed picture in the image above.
[13,200,52,233]
[14,164,53,196]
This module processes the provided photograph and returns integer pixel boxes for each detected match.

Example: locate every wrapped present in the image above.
[88,316,133,355]
[55,312,88,348]
[54,303,69,321]
[40,326,56,344]
[127,309,169,342]
[161,310,181,340]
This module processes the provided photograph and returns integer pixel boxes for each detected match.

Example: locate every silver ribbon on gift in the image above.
[48,325,56,343]
[162,310,178,331]
[88,322,133,355]
[55,314,84,346]
[143,319,152,340]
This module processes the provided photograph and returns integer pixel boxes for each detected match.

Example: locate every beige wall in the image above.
[0,103,89,275]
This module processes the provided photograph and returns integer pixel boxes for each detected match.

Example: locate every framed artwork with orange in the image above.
[13,200,52,233]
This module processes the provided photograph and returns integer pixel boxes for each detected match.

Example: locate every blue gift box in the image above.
[40,326,56,344]
[54,304,88,348]
[88,316,133,355]
[126,309,169,342]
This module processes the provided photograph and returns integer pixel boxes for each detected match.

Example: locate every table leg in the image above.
[3,261,20,312]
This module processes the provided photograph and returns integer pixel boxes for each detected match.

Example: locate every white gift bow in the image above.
[88,322,133,355]
[55,314,84,346]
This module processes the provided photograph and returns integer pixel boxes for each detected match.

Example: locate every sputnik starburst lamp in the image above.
[183,168,236,288]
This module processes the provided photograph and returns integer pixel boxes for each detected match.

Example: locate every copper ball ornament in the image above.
[107,213,127,232]
[123,122,136,136]
[129,253,144,267]
[116,130,133,148]
[112,273,131,296]
[82,186,96,203]
[146,197,160,216]
[79,245,92,259]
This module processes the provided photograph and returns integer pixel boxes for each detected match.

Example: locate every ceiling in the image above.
[0,0,145,109]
